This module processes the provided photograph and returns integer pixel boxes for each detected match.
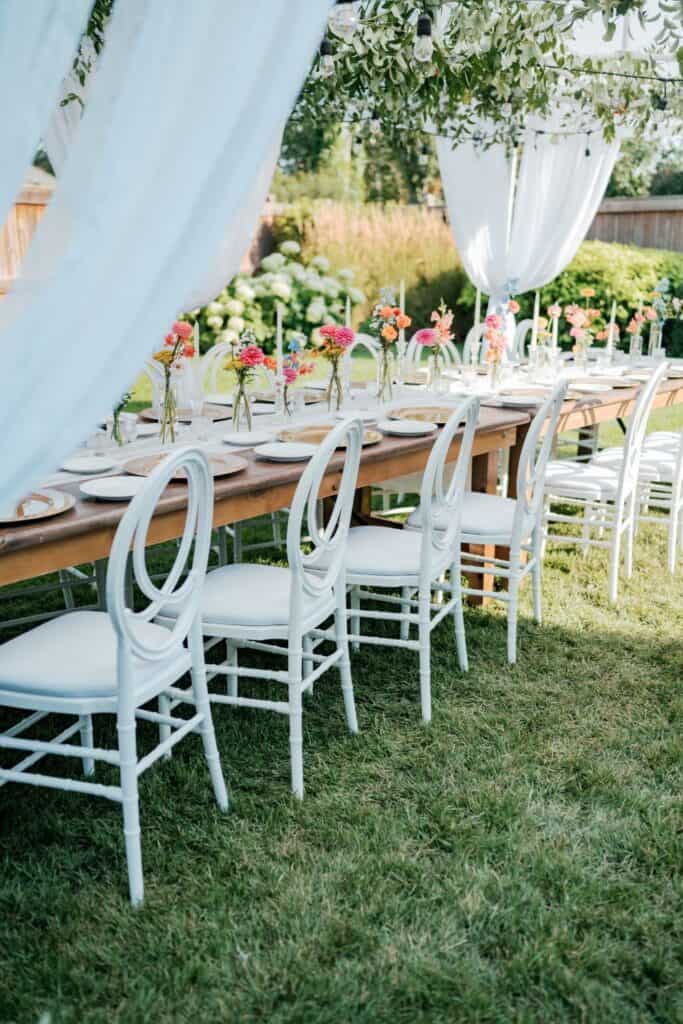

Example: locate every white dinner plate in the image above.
[496,394,545,407]
[253,442,317,462]
[569,382,613,394]
[377,418,437,437]
[204,392,233,406]
[222,430,273,446]
[302,380,328,391]
[135,421,162,437]
[61,454,117,474]
[334,410,378,424]
[80,476,149,501]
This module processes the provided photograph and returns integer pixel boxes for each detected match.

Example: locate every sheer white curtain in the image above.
[437,121,620,308]
[43,37,99,175]
[0,0,91,220]
[0,0,331,507]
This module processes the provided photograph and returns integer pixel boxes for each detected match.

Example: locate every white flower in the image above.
[206,301,223,316]
[337,268,354,282]
[322,277,341,299]
[310,328,323,347]
[279,240,301,257]
[206,315,223,330]
[284,261,306,280]
[349,286,365,304]
[219,329,239,344]
[224,298,244,316]
[227,315,245,332]
[311,255,331,272]
[305,300,326,324]
[271,279,292,301]
[235,282,255,302]
[261,252,286,272]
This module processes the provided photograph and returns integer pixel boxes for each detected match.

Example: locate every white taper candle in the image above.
[276,303,283,379]
[474,288,481,330]
[530,291,540,349]
[345,295,351,329]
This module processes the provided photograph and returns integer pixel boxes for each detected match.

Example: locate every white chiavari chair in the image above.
[543,362,669,602]
[343,397,479,722]
[158,418,364,800]
[0,447,228,905]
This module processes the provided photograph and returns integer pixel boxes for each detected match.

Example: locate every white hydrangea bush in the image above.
[192,241,365,354]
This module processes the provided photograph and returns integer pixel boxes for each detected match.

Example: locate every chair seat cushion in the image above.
[191,563,333,628]
[544,461,620,501]
[343,526,425,578]
[407,491,526,542]
[592,446,677,483]
[0,611,184,699]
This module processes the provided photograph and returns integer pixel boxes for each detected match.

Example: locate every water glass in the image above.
[119,412,138,444]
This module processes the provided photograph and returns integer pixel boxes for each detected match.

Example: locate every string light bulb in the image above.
[414,14,434,63]
[328,0,359,43]
[318,37,335,79]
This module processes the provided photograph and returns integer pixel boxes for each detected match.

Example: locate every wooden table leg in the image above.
[465,450,499,606]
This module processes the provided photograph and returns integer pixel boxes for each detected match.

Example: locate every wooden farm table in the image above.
[0,406,530,589]
[508,375,683,499]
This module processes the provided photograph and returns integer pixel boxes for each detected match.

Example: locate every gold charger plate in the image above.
[123,453,248,480]
[139,403,232,423]
[0,489,75,526]
[389,406,455,426]
[277,425,382,448]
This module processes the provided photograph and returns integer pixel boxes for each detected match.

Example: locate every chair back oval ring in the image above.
[106,447,214,662]
[419,395,480,564]
[512,380,568,548]
[287,417,363,602]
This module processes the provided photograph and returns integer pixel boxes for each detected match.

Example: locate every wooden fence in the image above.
[586,195,683,252]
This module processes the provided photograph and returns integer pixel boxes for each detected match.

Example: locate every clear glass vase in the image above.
[232,377,253,432]
[429,351,445,392]
[629,333,643,362]
[488,360,503,391]
[326,358,344,412]
[647,321,662,357]
[159,370,178,444]
[377,348,393,403]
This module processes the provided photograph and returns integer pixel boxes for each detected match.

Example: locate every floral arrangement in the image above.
[564,303,603,360]
[483,312,507,368]
[313,323,355,410]
[223,329,266,431]
[153,321,196,443]
[282,336,314,415]
[369,287,411,401]
[190,241,365,356]
[110,391,132,446]
[415,299,454,357]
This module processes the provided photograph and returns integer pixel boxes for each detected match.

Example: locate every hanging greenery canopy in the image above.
[292,1,683,146]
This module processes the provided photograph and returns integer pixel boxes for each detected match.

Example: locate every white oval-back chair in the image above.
[158,418,364,799]
[0,448,228,906]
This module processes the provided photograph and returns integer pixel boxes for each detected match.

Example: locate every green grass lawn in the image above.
[0,415,682,1023]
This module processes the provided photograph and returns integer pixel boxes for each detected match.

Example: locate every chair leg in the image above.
[117,709,144,907]
[303,634,314,695]
[400,586,411,641]
[531,540,542,624]
[450,562,468,672]
[418,591,432,724]
[79,715,95,777]
[507,577,519,665]
[217,526,229,567]
[335,591,358,734]
[226,643,238,698]
[581,502,594,557]
[271,511,283,549]
[59,569,76,610]
[189,622,229,812]
[668,504,680,574]
[94,558,108,610]
[625,512,635,580]
[288,643,304,799]
[609,528,622,605]
[350,586,360,652]
[158,693,172,759]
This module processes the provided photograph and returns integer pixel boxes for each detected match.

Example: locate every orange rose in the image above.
[381,324,397,342]
[396,314,412,329]
[380,305,393,319]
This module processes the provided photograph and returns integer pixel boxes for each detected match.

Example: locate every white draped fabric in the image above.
[0,0,91,221]
[43,37,98,175]
[437,123,620,307]
[0,0,332,507]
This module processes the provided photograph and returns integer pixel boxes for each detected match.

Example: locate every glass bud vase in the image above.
[377,348,393,403]
[647,321,662,358]
[232,376,253,432]
[488,359,503,391]
[629,333,643,363]
[429,352,444,392]
[326,358,344,412]
[159,370,178,444]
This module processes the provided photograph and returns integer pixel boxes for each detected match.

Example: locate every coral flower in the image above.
[320,324,338,339]
[381,324,398,342]
[283,366,298,385]
[182,343,195,358]
[335,326,355,347]
[579,287,596,298]
[485,313,502,330]
[379,305,394,319]
[645,307,657,321]
[239,344,265,367]
[508,299,520,314]
[415,328,438,347]
[263,356,277,372]
[164,333,175,346]
[396,314,412,329]
[173,320,193,340]
[548,304,562,318]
